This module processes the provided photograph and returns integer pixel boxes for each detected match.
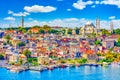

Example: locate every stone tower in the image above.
[21,16,24,27]
[110,21,113,33]
[96,17,100,31]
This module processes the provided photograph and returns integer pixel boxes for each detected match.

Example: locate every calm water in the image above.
[0,65,120,80]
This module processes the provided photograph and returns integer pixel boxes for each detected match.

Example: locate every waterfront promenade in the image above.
[0,60,101,72]
[0,64,120,80]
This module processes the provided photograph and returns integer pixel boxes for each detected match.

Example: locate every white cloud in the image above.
[13,12,30,16]
[67,9,72,11]
[101,0,120,8]
[4,17,16,21]
[112,20,120,28]
[95,1,100,4]
[24,18,90,28]
[2,17,120,29]
[8,10,30,16]
[24,5,57,13]
[91,5,95,8]
[72,0,120,9]
[64,18,79,22]
[26,18,120,29]
[73,0,94,10]
[8,10,13,14]
[109,16,116,19]
[24,18,87,27]
[28,18,33,20]
[32,20,39,24]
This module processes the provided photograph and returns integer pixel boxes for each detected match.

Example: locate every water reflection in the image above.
[1,65,120,80]
[85,66,99,74]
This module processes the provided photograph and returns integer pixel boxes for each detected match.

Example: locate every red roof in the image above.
[80,47,87,52]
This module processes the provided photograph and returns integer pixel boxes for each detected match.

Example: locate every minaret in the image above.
[96,17,100,31]
[110,21,113,33]
[21,16,24,27]
[65,28,68,35]
[83,26,85,38]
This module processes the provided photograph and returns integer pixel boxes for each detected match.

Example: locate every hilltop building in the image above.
[80,18,101,37]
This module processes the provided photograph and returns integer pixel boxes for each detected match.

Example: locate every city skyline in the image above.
[0,0,120,29]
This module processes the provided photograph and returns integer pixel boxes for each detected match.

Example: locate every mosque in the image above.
[79,18,101,37]
[65,18,101,37]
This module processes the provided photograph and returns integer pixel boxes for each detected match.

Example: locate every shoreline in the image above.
[0,62,115,73]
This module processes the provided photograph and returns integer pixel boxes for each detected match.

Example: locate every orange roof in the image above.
[30,27,40,30]
[85,50,94,55]
[5,30,16,34]
[29,28,40,33]
[20,54,26,58]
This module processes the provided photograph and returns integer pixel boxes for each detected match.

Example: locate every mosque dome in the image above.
[85,21,95,28]
[86,21,92,25]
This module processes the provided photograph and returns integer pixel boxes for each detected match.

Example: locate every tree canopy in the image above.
[49,29,59,34]
[116,38,120,47]
[0,54,4,60]
[17,42,26,47]
[114,28,120,34]
[68,29,72,34]
[94,40,102,46]
[75,27,79,34]
[4,35,11,40]
[39,29,45,34]
[101,29,110,36]
[22,49,31,58]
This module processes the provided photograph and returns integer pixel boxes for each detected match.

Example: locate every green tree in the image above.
[75,27,79,34]
[28,30,32,35]
[17,42,26,47]
[39,29,45,34]
[27,58,37,63]
[22,29,27,33]
[116,38,120,47]
[18,27,23,32]
[3,42,7,45]
[92,32,96,38]
[94,40,101,45]
[115,28,120,34]
[17,27,27,33]
[23,49,31,58]
[76,58,87,64]
[68,29,72,34]
[101,29,110,36]
[62,29,66,35]
[117,55,120,61]
[105,53,114,62]
[32,25,40,28]
[43,25,51,30]
[109,48,113,52]
[0,54,4,60]
[4,35,11,40]
[17,59,23,65]
[49,29,58,34]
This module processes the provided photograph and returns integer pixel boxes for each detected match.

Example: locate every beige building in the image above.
[102,40,115,49]
[9,54,19,63]
[38,56,50,65]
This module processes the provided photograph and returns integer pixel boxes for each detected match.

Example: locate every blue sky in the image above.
[0,0,120,28]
